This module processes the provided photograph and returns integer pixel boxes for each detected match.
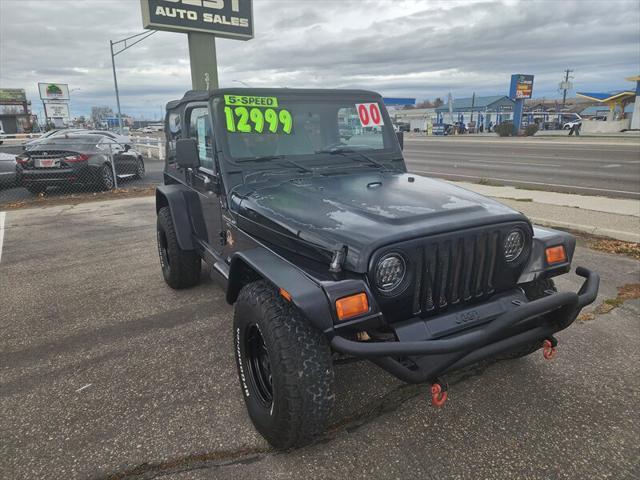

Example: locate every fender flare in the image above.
[155,184,195,251]
[227,247,334,333]
[518,226,576,284]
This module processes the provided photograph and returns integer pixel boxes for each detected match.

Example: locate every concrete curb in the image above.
[449,180,640,243]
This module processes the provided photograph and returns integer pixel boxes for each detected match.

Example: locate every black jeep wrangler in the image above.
[155,88,599,449]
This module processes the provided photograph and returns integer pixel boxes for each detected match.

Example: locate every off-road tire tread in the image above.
[157,207,200,289]
[235,280,334,449]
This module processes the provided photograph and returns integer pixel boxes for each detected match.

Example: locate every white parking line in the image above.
[0,211,5,264]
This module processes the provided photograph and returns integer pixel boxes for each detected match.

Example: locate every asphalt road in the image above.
[1,198,638,479]
[3,136,640,203]
[403,136,640,199]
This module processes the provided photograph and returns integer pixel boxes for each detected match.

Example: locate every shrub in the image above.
[524,124,539,136]
[494,122,513,137]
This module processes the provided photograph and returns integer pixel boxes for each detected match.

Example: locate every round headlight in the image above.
[504,229,525,262]
[375,254,406,292]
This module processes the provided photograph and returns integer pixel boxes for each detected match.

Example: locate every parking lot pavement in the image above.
[1,198,639,480]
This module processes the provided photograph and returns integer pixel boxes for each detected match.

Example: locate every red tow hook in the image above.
[430,381,448,408]
[542,339,557,360]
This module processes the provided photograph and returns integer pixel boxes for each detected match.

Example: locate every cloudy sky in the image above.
[1,0,638,119]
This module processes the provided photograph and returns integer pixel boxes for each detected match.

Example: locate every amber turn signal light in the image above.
[335,293,369,321]
[546,245,567,264]
[279,288,292,302]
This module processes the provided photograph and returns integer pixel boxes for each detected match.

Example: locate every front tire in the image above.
[99,163,115,191]
[234,281,335,449]
[156,206,201,289]
[135,157,145,179]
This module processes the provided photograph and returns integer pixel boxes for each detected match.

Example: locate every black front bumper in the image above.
[331,267,599,383]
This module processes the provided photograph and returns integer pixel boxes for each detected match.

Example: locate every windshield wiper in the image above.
[315,147,395,171]
[241,155,313,173]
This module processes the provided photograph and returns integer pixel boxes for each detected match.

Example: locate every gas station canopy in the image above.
[576,90,635,103]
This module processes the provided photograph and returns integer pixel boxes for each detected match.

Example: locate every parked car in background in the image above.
[23,129,78,150]
[23,129,131,151]
[0,152,17,188]
[16,134,145,194]
[78,129,131,144]
[563,117,582,130]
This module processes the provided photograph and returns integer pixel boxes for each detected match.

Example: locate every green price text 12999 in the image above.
[224,107,293,134]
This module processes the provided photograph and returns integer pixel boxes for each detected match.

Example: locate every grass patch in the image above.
[588,238,640,260]
[478,177,504,187]
[579,283,640,321]
[0,186,156,210]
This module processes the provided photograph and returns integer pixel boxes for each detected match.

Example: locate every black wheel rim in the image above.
[245,324,273,407]
[137,159,145,177]
[103,166,114,189]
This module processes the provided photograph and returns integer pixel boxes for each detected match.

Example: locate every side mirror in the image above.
[176,138,200,169]
[396,131,404,150]
[124,144,131,152]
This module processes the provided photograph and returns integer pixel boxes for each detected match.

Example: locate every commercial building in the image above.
[435,95,515,130]
[392,108,437,132]
[0,88,35,133]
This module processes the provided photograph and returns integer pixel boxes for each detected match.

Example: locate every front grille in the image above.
[412,229,501,316]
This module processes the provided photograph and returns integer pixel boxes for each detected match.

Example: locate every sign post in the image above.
[188,32,219,90]
[140,0,254,91]
[509,74,534,134]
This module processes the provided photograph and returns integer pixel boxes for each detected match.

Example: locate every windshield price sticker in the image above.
[224,95,279,108]
[224,106,293,134]
[356,103,384,127]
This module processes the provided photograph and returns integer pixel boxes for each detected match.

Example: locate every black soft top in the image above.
[165,88,383,110]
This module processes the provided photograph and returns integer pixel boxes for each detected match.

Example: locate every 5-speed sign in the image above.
[356,103,384,127]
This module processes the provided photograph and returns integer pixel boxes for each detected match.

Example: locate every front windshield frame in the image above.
[211,93,401,169]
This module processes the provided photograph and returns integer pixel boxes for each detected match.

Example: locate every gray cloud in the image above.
[1,0,638,119]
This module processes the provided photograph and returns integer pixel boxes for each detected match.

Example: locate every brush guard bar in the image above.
[330,267,599,383]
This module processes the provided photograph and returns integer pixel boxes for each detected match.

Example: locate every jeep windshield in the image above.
[213,92,401,171]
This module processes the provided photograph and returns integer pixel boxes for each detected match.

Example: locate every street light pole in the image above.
[110,40,124,135]
[109,30,157,135]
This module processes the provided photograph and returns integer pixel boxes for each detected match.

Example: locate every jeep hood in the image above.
[231,172,528,272]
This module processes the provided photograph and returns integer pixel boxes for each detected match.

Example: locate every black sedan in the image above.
[16,134,145,194]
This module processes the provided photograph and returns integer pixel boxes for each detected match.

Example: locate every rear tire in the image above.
[499,278,557,360]
[234,281,335,449]
[156,206,201,289]
[26,184,47,195]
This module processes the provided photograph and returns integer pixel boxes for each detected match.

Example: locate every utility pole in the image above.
[470,92,476,123]
[109,30,157,135]
[561,69,573,108]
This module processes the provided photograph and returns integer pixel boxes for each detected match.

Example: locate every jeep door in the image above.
[184,103,225,256]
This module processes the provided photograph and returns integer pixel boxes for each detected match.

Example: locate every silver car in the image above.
[0,152,17,188]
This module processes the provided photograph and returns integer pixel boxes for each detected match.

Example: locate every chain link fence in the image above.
[0,134,165,209]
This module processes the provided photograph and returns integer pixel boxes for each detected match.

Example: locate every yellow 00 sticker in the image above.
[224,95,279,108]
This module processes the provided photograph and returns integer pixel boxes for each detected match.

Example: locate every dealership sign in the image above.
[44,101,70,120]
[0,88,27,104]
[38,83,70,101]
[140,0,253,39]
[509,74,534,100]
